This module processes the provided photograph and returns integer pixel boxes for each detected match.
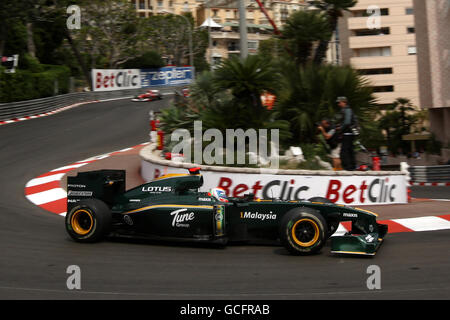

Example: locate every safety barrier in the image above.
[409,165,450,183]
[140,143,409,205]
[0,86,176,121]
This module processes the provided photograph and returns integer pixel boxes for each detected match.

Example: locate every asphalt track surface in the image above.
[0,98,449,300]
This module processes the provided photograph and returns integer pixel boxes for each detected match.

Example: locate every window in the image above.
[408,46,417,55]
[248,41,258,50]
[139,0,145,9]
[358,68,393,75]
[169,0,173,7]
[354,27,390,36]
[353,8,389,17]
[372,85,394,92]
[213,57,222,65]
[157,0,163,8]
[406,8,414,15]
[407,27,415,34]
[356,47,391,57]
[228,41,239,51]
[280,7,289,21]
[183,1,189,12]
[212,9,218,17]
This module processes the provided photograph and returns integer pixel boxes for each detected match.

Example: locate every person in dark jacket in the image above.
[336,96,356,171]
[317,119,342,170]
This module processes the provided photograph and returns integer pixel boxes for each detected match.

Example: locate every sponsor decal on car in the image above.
[240,211,277,221]
[123,215,134,226]
[170,208,195,227]
[215,205,225,236]
[67,190,93,197]
[198,197,212,202]
[342,213,358,218]
[67,184,86,188]
[141,186,172,193]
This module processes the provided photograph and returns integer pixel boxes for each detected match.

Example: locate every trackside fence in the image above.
[409,165,450,183]
[0,86,177,121]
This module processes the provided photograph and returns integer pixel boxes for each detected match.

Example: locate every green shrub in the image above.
[0,64,70,103]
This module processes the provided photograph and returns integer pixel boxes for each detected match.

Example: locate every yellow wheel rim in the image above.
[71,209,93,235]
[291,218,320,247]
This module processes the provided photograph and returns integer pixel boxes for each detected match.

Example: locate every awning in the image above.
[200,18,223,28]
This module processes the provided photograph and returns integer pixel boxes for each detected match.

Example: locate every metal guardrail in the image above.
[0,86,177,121]
[409,165,450,182]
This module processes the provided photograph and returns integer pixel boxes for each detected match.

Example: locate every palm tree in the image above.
[188,70,219,109]
[275,62,376,144]
[212,55,282,128]
[310,0,357,64]
[392,97,415,135]
[280,10,331,66]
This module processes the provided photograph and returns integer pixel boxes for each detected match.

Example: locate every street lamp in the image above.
[238,0,248,59]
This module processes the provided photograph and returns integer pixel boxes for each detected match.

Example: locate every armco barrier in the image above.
[140,143,409,205]
[409,165,450,183]
[0,86,176,121]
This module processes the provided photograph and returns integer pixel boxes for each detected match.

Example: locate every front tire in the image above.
[65,199,111,243]
[279,207,327,255]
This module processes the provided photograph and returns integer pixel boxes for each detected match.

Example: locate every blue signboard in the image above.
[140,66,194,88]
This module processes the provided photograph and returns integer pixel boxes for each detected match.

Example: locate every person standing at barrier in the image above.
[336,96,356,171]
[317,119,342,171]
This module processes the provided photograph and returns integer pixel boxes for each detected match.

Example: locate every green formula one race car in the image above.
[65,168,388,256]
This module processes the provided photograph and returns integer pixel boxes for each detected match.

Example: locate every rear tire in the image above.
[308,197,339,238]
[279,207,327,255]
[65,199,111,243]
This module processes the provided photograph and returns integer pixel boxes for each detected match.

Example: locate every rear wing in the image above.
[67,170,125,212]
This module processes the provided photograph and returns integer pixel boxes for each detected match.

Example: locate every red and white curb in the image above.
[24,144,450,234]
[332,214,450,236]
[0,101,100,126]
[25,142,149,216]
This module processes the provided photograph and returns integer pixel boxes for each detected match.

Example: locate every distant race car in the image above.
[131,89,162,102]
[65,168,387,256]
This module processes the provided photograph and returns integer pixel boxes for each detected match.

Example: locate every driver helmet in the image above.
[210,188,228,202]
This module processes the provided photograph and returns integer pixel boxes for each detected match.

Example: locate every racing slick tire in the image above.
[308,197,339,238]
[279,207,327,255]
[65,199,112,243]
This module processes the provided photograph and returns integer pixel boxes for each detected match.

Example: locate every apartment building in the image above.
[195,0,273,65]
[413,0,450,146]
[196,0,307,65]
[131,0,201,19]
[339,0,420,107]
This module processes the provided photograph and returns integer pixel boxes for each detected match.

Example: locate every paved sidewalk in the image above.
[63,150,450,221]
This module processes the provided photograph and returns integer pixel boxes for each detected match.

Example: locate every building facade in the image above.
[339,0,420,108]
[195,0,307,65]
[413,0,450,146]
[131,0,201,19]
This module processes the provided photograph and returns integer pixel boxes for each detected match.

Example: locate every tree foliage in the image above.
[274,62,377,145]
[279,10,331,66]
